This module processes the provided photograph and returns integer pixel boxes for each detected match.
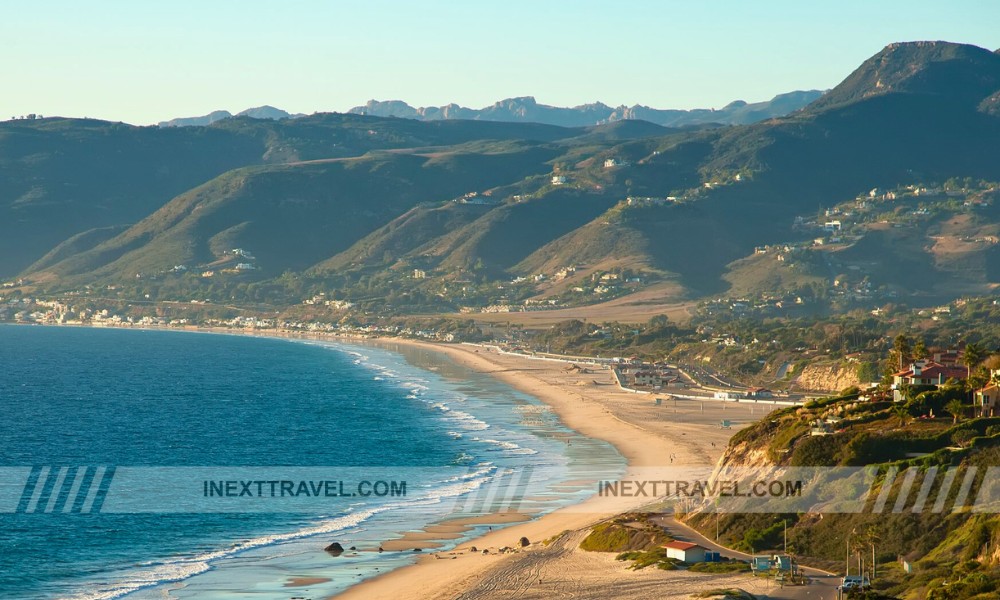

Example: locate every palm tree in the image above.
[946,398,965,424]
[892,403,910,426]
[963,342,987,382]
[893,334,912,371]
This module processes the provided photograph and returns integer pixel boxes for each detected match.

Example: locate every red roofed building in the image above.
[662,541,707,562]
[932,350,961,367]
[892,360,967,401]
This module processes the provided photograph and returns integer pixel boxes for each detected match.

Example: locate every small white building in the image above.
[663,541,707,562]
[551,175,567,185]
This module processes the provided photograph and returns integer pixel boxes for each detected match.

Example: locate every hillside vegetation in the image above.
[5,41,1000,319]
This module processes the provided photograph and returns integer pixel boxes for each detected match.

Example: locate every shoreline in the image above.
[7,323,748,598]
[331,337,742,599]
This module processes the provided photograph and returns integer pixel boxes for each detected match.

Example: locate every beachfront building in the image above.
[631,371,662,387]
[662,541,707,563]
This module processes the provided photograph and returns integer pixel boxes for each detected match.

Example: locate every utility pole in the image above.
[783,519,787,554]
[872,541,876,581]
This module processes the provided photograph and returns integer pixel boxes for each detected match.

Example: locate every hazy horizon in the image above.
[3,0,1000,125]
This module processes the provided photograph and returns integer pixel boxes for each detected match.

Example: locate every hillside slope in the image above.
[33,145,564,283]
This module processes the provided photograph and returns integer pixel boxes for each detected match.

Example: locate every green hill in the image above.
[9,41,1000,311]
[0,115,581,279]
[686,393,1000,599]
[807,41,1000,113]
[32,143,564,284]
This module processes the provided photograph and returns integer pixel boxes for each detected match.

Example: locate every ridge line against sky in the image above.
[2,0,999,126]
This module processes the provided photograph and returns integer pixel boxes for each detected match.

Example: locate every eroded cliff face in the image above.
[794,362,860,392]
[715,437,774,470]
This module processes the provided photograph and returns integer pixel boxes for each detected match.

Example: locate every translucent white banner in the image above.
[2,465,996,515]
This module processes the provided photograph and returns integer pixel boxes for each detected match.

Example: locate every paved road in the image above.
[654,516,842,600]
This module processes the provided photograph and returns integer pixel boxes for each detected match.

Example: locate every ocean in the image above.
[0,325,623,599]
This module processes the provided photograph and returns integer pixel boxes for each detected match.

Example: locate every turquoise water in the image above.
[0,326,623,599]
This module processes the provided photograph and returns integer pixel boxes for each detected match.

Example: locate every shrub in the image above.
[951,428,978,447]
[615,547,679,570]
[579,521,669,552]
[790,433,847,466]
[689,561,751,573]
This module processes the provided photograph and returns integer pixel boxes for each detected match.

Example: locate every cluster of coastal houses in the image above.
[614,357,681,389]
[890,350,1000,416]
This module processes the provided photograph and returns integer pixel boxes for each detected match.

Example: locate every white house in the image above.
[975,384,1000,417]
[632,371,662,387]
[663,541,707,562]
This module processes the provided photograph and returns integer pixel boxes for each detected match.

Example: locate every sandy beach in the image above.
[23,324,772,598]
[328,339,756,600]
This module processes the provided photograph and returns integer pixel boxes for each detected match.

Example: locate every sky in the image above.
[3,0,1000,125]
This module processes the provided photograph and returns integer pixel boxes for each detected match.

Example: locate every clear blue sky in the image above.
[3,0,999,125]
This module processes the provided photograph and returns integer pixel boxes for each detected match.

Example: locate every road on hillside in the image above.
[654,516,842,600]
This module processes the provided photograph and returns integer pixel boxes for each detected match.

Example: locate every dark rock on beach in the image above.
[324,542,345,555]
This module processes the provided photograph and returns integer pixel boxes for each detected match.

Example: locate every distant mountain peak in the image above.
[237,105,298,120]
[158,110,233,128]
[159,106,301,128]
[807,40,1000,112]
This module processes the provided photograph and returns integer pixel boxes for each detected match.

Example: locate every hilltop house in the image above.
[975,384,1000,417]
[892,360,967,401]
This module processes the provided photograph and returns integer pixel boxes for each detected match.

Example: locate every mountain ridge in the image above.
[8,40,1000,313]
[347,91,825,128]
[153,92,824,129]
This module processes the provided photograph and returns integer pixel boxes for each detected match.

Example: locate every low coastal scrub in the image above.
[579,516,671,552]
[688,561,752,573]
[542,530,570,546]
[615,548,679,570]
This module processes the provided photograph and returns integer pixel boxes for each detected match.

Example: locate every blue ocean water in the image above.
[0,325,623,599]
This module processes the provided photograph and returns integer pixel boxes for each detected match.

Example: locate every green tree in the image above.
[985,354,1000,381]
[892,403,910,426]
[893,334,912,370]
[647,314,669,329]
[963,342,986,375]
[946,399,966,424]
